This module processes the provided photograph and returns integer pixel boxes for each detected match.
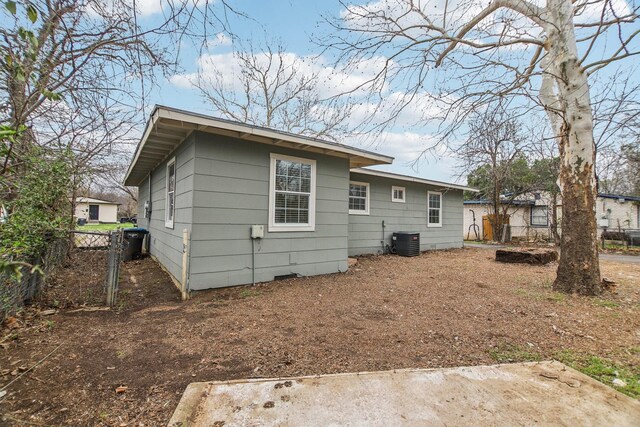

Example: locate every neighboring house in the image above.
[597,193,640,232]
[463,192,640,241]
[74,197,119,223]
[124,106,475,292]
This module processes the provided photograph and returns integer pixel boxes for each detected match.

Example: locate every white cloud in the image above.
[206,32,232,48]
[170,49,392,99]
[168,43,465,181]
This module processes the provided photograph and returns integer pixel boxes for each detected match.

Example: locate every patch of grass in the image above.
[514,288,566,303]
[593,299,619,308]
[77,222,135,231]
[489,343,542,363]
[514,288,528,297]
[554,350,640,399]
[116,289,131,312]
[44,320,55,329]
[239,288,260,298]
[546,292,567,303]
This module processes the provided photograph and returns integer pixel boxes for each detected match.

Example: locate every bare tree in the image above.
[325,0,640,295]
[0,0,239,225]
[458,102,533,240]
[193,39,353,140]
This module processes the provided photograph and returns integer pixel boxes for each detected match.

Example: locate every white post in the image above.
[181,229,189,301]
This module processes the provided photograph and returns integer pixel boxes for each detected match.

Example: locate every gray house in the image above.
[124,106,475,293]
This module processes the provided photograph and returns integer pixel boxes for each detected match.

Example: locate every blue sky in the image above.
[139,0,637,185]
[139,0,464,183]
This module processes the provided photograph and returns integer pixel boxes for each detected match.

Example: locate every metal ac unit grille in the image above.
[392,232,420,257]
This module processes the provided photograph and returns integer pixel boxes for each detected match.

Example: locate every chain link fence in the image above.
[1,230,124,320]
[1,237,71,321]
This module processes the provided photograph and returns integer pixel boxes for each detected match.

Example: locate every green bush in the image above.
[1,147,73,261]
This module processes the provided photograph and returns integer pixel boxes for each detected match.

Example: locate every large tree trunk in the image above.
[543,0,601,295]
[550,192,560,244]
[555,124,601,295]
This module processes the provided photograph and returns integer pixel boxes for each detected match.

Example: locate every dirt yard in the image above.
[1,248,639,426]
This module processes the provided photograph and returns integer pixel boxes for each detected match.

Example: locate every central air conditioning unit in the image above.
[392,232,420,257]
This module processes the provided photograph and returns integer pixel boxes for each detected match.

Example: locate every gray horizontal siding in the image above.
[347,172,463,256]
[137,134,195,282]
[190,132,349,290]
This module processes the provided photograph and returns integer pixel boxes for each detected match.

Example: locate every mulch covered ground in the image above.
[1,248,638,426]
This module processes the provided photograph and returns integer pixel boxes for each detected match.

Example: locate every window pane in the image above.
[275,208,286,223]
[168,193,174,220]
[350,198,365,211]
[428,208,439,224]
[286,194,299,209]
[286,209,298,223]
[276,160,289,176]
[301,178,311,193]
[301,164,311,178]
[275,176,287,191]
[287,177,300,192]
[299,195,309,209]
[299,209,309,223]
[288,162,301,177]
[349,184,366,197]
[532,207,548,225]
[275,193,285,208]
[168,164,175,192]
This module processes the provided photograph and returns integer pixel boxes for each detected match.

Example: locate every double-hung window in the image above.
[531,206,549,227]
[427,191,442,227]
[165,158,176,228]
[269,154,316,232]
[349,181,370,215]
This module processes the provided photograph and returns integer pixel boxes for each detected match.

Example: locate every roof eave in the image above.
[124,106,394,187]
[351,167,479,192]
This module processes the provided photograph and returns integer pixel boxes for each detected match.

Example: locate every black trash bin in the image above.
[122,228,148,261]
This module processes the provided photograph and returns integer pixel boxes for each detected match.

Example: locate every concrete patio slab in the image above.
[168,361,640,426]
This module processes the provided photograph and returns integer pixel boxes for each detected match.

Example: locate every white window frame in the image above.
[530,205,549,227]
[349,181,370,215]
[268,153,316,232]
[427,191,442,227]
[165,157,176,229]
[391,186,406,203]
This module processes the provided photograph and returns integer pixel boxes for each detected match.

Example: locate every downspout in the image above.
[381,220,386,253]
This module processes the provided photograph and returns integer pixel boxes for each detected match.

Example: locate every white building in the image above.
[74,197,119,223]
[463,192,640,241]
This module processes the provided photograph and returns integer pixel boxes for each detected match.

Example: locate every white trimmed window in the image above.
[165,157,176,228]
[392,186,406,203]
[269,153,316,232]
[427,191,442,227]
[349,181,370,215]
[531,206,548,227]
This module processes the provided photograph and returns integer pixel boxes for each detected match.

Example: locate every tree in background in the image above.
[591,73,640,196]
[192,39,354,140]
[325,0,640,295]
[458,103,534,240]
[1,0,239,228]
